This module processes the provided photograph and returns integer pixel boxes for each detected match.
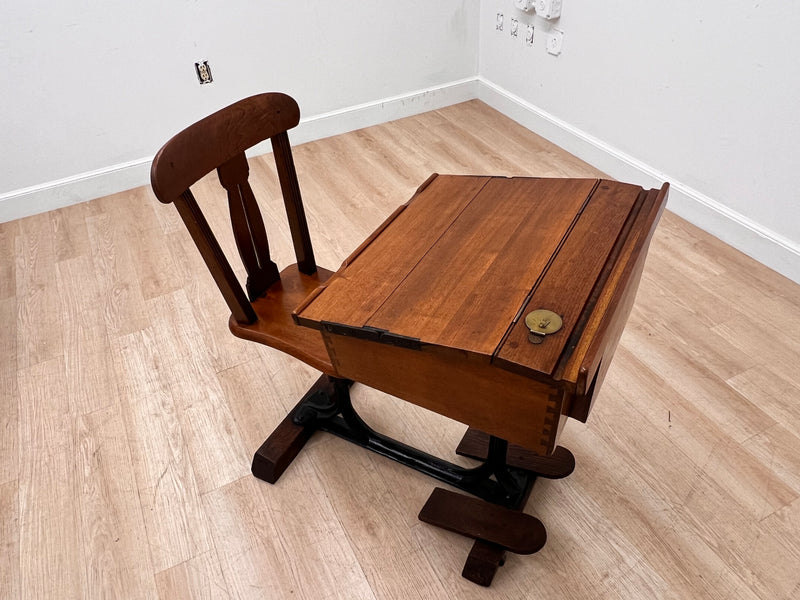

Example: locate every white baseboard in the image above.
[0,159,153,224]
[4,74,797,286]
[295,77,480,145]
[0,77,480,224]
[476,77,800,285]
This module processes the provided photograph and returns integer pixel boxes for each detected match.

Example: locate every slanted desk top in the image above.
[295,175,668,454]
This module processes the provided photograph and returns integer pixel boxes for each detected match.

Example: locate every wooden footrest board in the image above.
[456,428,575,479]
[418,488,546,555]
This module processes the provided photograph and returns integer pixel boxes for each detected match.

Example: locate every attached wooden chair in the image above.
[150,92,580,587]
[150,93,335,374]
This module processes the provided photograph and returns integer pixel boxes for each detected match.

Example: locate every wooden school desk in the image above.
[252,174,668,585]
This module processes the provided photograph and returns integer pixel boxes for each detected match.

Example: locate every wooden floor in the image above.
[2,100,800,599]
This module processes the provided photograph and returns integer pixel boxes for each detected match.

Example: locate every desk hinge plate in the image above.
[321,321,421,350]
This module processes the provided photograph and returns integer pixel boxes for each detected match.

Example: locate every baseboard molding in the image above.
[0,77,480,224]
[4,74,797,285]
[296,77,480,146]
[0,159,153,224]
[476,77,800,285]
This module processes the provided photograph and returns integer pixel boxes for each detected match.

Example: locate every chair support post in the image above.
[271,131,317,275]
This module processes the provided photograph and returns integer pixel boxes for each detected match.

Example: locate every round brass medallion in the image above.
[524,309,563,341]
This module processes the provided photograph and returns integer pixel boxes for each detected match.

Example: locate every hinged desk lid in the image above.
[294,174,650,387]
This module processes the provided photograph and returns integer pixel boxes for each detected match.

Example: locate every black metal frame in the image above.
[250,373,577,586]
[289,376,532,508]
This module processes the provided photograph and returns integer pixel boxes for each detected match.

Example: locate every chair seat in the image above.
[229,264,336,374]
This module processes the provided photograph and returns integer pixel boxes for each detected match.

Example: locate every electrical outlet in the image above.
[546,29,564,55]
[510,18,519,38]
[537,0,562,20]
[514,0,535,12]
[525,24,535,47]
[496,12,504,31]
[195,60,213,84]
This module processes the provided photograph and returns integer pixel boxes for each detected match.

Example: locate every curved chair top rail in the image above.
[150,92,300,204]
[148,92,316,324]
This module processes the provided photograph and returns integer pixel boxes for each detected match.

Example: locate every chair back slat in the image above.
[272,131,316,274]
[218,152,280,300]
[174,190,257,324]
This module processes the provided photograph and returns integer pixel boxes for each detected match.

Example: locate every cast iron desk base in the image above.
[252,374,575,586]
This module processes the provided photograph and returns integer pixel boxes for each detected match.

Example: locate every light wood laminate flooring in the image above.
[2,100,800,599]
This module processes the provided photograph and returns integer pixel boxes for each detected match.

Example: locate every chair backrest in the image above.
[150,92,316,324]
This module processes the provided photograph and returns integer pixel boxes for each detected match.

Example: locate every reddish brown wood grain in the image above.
[218,152,281,300]
[298,175,490,327]
[271,131,317,274]
[230,265,336,375]
[321,330,560,454]
[151,93,300,205]
[173,190,256,324]
[418,488,547,555]
[151,92,321,329]
[493,180,642,380]
[296,175,669,435]
[565,183,669,420]
[456,428,576,477]
[366,178,598,356]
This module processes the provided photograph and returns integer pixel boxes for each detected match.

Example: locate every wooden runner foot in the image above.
[251,374,333,483]
[419,488,546,555]
[456,427,575,479]
[462,541,507,587]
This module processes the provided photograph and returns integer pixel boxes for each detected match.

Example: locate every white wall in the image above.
[479,0,800,283]
[0,0,479,217]
[3,1,799,282]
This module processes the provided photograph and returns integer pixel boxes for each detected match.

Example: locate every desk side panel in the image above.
[565,183,670,421]
[322,332,562,455]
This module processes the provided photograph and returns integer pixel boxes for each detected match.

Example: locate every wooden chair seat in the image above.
[229,265,335,375]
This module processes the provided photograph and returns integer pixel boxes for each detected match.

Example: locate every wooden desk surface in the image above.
[295,175,668,453]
